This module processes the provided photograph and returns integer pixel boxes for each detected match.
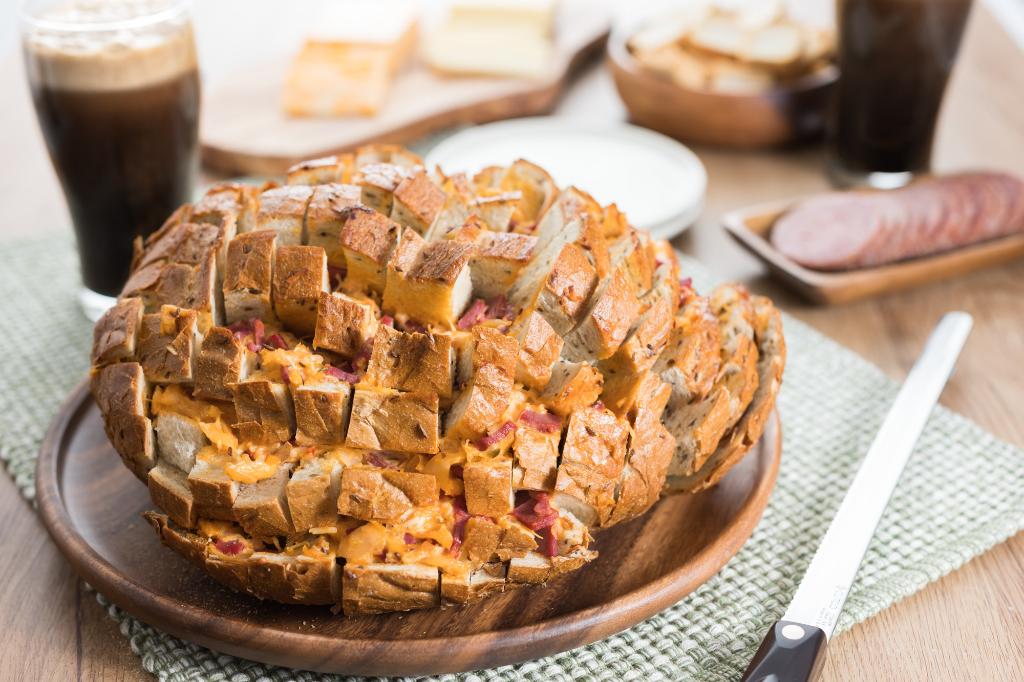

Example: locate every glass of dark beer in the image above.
[21,0,200,319]
[827,0,974,189]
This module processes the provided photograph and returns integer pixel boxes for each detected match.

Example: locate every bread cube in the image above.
[364,325,454,398]
[444,363,513,439]
[248,551,339,605]
[122,255,222,331]
[137,305,200,384]
[91,362,154,480]
[510,311,562,390]
[231,379,295,445]
[305,183,362,266]
[193,182,258,234]
[601,295,673,378]
[459,517,503,563]
[562,265,641,363]
[338,206,402,295]
[92,297,144,367]
[355,162,408,215]
[422,192,471,241]
[345,387,440,454]
[608,228,656,296]
[342,563,440,615]
[313,291,378,358]
[194,326,254,402]
[255,185,313,245]
[655,294,721,404]
[511,241,598,336]
[285,154,353,186]
[463,457,514,517]
[540,359,603,416]
[456,326,518,382]
[354,143,423,171]
[337,467,439,522]
[507,552,554,584]
[390,171,445,234]
[512,422,559,490]
[286,457,342,534]
[148,463,198,528]
[533,187,609,275]
[233,464,293,537]
[471,191,520,231]
[272,245,328,335]
[136,222,225,273]
[442,563,507,604]
[223,231,277,325]
[554,406,629,526]
[293,382,352,445]
[154,412,207,473]
[470,231,537,300]
[187,454,239,515]
[662,387,731,478]
[383,237,474,329]
[487,159,558,229]
[495,518,539,560]
[607,411,675,526]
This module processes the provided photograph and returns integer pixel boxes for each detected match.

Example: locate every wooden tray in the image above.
[200,0,609,176]
[723,198,1024,305]
[36,381,780,676]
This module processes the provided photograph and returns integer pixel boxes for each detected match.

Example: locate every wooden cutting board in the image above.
[200,1,610,176]
[36,380,780,676]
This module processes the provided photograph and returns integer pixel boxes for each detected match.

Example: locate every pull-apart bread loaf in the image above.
[90,145,785,616]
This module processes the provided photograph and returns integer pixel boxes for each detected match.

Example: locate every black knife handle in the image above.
[740,620,828,682]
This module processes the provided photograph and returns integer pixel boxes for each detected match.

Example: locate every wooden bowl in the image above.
[607,26,837,149]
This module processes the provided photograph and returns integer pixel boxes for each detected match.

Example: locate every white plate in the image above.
[426,117,707,239]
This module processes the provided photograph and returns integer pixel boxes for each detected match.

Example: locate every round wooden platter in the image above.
[36,380,781,677]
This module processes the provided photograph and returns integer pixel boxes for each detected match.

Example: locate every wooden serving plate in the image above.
[200,0,609,176]
[723,199,1024,305]
[606,22,836,149]
[36,381,780,676]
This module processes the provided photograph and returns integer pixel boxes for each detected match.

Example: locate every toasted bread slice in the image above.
[667,296,785,492]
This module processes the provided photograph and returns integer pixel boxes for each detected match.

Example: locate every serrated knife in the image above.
[740,311,974,682]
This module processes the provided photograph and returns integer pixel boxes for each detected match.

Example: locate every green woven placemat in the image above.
[2,233,1022,681]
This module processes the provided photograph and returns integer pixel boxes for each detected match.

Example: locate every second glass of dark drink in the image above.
[827,0,974,188]
[21,0,200,318]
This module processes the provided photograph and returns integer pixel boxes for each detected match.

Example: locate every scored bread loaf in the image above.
[90,144,785,616]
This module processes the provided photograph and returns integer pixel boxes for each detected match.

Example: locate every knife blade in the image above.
[740,311,973,682]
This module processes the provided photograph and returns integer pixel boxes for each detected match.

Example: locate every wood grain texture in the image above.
[0,2,1022,680]
[722,198,1024,304]
[201,1,609,176]
[606,25,836,149]
[35,382,780,676]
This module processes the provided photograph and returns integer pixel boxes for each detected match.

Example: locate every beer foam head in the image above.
[23,0,197,91]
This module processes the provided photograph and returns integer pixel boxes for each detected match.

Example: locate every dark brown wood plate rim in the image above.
[36,379,781,676]
[722,198,1024,305]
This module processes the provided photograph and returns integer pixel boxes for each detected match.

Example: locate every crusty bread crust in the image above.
[96,146,784,617]
[668,296,785,492]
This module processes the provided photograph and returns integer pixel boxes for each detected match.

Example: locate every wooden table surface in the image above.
[2,4,1023,681]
